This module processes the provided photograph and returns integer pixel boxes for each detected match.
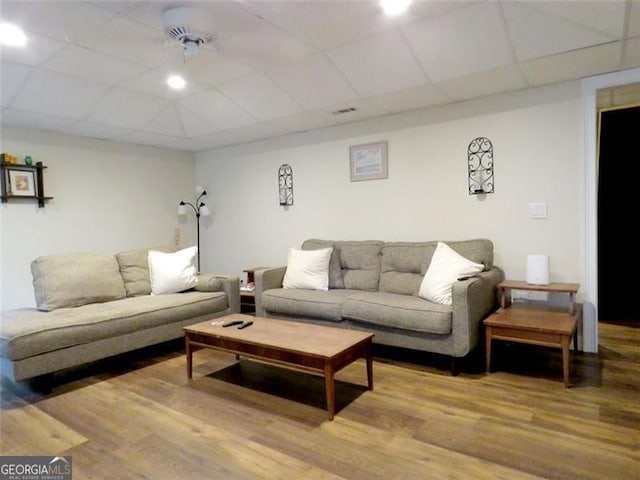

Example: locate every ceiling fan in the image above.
[162,6,218,58]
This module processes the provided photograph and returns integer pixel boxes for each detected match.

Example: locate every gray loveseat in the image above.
[0,247,240,382]
[256,239,503,372]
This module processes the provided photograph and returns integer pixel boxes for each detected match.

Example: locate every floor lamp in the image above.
[177,186,210,273]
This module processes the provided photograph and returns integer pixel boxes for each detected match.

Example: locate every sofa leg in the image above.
[28,374,54,395]
[450,357,460,376]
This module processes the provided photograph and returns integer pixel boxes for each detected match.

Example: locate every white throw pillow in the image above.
[419,242,484,305]
[148,246,198,295]
[282,247,333,291]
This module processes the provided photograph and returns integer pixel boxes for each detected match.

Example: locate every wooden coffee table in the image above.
[183,314,374,420]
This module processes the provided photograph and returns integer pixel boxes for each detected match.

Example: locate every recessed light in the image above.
[167,75,186,90]
[380,0,412,16]
[0,23,27,46]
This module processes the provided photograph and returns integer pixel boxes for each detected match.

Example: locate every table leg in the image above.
[324,363,335,421]
[561,335,571,387]
[185,335,192,380]
[366,350,374,390]
[485,326,492,373]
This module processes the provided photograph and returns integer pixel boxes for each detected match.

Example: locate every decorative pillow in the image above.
[148,246,198,295]
[31,253,127,311]
[418,242,484,305]
[282,247,333,291]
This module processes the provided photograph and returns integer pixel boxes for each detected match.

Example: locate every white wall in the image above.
[0,128,196,310]
[196,82,584,292]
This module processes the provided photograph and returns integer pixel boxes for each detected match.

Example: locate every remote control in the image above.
[237,320,253,329]
[222,319,244,327]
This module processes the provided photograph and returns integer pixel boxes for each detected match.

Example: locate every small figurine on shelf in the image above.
[2,153,18,164]
[24,155,33,166]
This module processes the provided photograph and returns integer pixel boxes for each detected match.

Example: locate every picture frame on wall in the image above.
[8,170,36,196]
[349,141,388,182]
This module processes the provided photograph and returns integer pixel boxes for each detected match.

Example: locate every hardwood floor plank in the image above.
[1,323,639,479]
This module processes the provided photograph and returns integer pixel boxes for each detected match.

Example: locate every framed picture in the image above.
[349,141,388,182]
[8,170,36,196]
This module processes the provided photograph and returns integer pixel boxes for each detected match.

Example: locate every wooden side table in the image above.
[240,267,269,313]
[484,281,581,387]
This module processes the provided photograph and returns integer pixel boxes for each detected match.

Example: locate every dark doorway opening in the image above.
[597,104,640,325]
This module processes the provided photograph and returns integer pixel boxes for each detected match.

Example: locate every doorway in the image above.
[597,102,640,325]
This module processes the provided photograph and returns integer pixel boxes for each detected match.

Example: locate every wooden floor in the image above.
[1,322,639,479]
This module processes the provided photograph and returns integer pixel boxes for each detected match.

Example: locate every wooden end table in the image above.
[484,281,581,387]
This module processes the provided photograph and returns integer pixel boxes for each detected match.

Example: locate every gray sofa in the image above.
[0,247,240,382]
[256,239,503,372]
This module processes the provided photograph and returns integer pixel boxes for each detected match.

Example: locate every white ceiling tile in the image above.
[119,130,181,148]
[219,73,302,121]
[502,2,618,62]
[1,107,76,131]
[177,88,256,130]
[0,61,32,107]
[195,129,260,149]
[260,1,384,50]
[43,45,147,84]
[117,68,209,100]
[366,84,452,113]
[629,0,640,38]
[624,37,640,69]
[224,122,291,142]
[403,2,513,82]
[522,0,627,38]
[313,98,390,125]
[266,112,338,134]
[176,104,218,138]
[56,121,134,141]
[11,70,109,119]
[156,49,256,88]
[221,22,317,71]
[521,42,623,86]
[143,104,186,137]
[87,87,169,129]
[1,1,115,44]
[0,34,68,67]
[327,30,427,97]
[269,53,358,110]
[164,136,223,152]
[436,65,527,101]
[78,16,175,68]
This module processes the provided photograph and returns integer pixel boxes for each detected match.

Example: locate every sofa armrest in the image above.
[450,267,504,357]
[255,266,287,316]
[195,273,241,313]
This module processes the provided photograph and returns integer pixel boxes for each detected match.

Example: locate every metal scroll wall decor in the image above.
[467,137,494,194]
[278,164,293,206]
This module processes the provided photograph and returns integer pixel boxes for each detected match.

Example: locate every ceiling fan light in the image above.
[380,0,412,16]
[167,75,186,90]
[0,23,27,46]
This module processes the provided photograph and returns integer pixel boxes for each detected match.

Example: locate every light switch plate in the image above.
[529,202,547,219]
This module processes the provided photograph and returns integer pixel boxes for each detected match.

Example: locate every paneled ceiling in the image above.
[1,0,639,152]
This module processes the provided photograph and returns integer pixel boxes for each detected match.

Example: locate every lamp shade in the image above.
[177,203,187,216]
[199,204,211,217]
[195,185,205,196]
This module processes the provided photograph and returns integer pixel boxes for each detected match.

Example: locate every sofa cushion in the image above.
[0,291,227,361]
[379,242,431,295]
[283,247,332,291]
[343,292,452,335]
[116,246,174,297]
[31,253,127,312]
[148,246,198,295]
[338,241,384,291]
[262,288,358,322]
[302,240,344,289]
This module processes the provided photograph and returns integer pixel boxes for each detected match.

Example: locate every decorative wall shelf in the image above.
[0,160,53,208]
